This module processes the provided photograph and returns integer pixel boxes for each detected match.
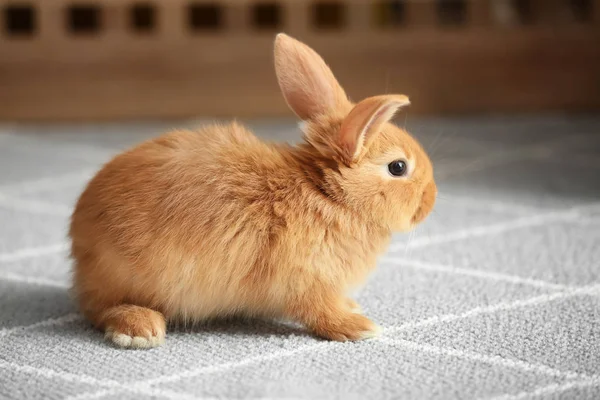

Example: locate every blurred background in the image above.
[1,0,599,120]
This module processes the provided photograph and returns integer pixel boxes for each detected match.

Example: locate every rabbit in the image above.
[69,33,437,349]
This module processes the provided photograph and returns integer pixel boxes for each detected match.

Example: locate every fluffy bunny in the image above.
[69,33,437,349]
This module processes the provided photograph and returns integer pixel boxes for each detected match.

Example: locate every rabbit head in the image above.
[275,34,436,232]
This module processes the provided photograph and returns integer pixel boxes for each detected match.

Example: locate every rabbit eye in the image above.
[388,160,408,177]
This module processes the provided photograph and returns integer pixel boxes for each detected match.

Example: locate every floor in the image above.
[0,114,599,400]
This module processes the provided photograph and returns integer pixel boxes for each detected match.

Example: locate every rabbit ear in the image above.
[337,95,410,164]
[274,33,349,120]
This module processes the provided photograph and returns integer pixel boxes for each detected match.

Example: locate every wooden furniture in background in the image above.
[1,0,599,121]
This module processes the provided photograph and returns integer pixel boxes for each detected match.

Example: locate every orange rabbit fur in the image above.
[69,33,437,349]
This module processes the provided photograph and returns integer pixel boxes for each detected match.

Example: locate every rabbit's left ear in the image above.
[274,33,350,120]
[336,95,410,164]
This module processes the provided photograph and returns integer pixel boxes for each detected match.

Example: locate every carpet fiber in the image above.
[0,115,599,400]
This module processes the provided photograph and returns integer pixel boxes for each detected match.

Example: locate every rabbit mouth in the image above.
[411,206,427,225]
[411,181,437,225]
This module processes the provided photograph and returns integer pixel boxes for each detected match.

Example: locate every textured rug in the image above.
[0,115,599,400]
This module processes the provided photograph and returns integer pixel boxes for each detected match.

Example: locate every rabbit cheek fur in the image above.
[69,34,437,349]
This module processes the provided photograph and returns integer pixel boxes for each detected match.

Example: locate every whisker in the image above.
[429,129,462,159]
[431,209,450,226]
[431,156,455,165]
[404,229,415,258]
[437,156,489,180]
[426,130,446,158]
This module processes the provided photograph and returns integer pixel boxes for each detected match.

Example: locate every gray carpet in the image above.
[0,115,599,400]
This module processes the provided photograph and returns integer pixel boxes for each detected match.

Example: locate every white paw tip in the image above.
[131,336,152,349]
[104,328,164,349]
[360,325,382,340]
[150,335,165,347]
[112,333,133,347]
